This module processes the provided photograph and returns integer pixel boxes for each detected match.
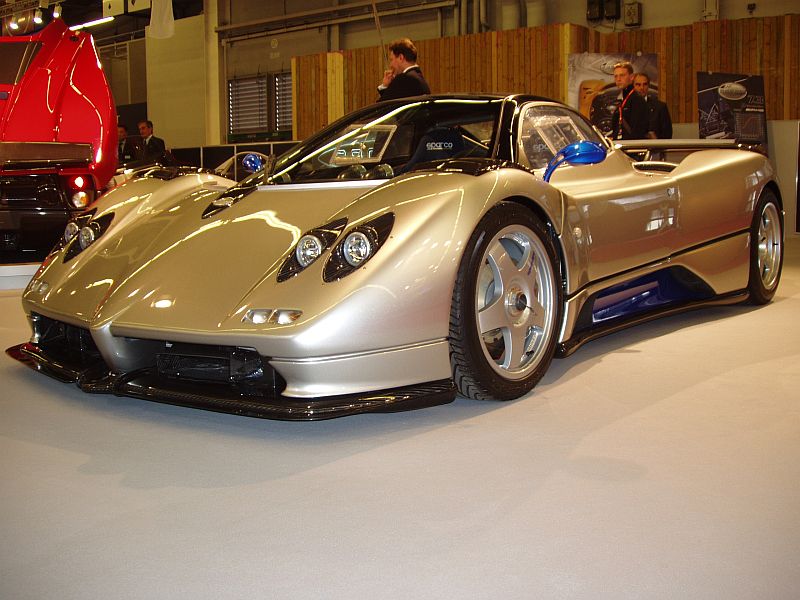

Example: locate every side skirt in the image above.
[556,290,748,358]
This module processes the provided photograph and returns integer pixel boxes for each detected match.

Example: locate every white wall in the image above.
[203,0,224,145]
[105,54,130,105]
[129,39,148,104]
[225,30,326,79]
[145,15,207,148]
[339,11,443,50]
[768,121,799,234]
[102,39,146,106]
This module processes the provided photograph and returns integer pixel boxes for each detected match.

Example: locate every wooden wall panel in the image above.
[293,15,800,136]
[785,13,798,119]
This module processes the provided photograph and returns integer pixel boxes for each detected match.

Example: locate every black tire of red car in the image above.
[747,187,783,305]
[449,202,563,401]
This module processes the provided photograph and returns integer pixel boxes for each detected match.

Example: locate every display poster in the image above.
[568,53,659,137]
[697,72,768,151]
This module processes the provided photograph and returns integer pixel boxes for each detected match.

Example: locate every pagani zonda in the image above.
[7,95,784,419]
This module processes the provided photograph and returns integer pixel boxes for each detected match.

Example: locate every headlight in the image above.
[64,222,80,243]
[78,225,96,249]
[324,213,394,282]
[277,218,348,282]
[71,191,91,208]
[62,174,96,208]
[296,235,323,267]
[342,231,371,266]
[62,212,115,261]
[243,308,303,326]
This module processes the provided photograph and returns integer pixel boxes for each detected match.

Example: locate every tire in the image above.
[449,202,563,401]
[747,188,783,305]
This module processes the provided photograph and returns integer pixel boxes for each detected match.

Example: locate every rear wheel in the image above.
[747,188,783,305]
[449,202,562,401]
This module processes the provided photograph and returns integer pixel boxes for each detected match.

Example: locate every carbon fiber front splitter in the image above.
[7,342,457,421]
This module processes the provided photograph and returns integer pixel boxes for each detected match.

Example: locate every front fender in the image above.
[210,168,565,359]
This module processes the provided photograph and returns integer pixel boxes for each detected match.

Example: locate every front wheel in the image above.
[449,202,563,401]
[747,188,783,305]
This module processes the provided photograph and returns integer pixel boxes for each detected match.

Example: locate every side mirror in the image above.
[543,140,607,183]
[242,153,266,174]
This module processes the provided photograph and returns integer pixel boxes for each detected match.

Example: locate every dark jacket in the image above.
[646,95,673,139]
[118,137,142,164]
[378,66,431,101]
[611,84,649,140]
[139,135,167,162]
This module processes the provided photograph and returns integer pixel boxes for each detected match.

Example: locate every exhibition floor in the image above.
[1,237,799,599]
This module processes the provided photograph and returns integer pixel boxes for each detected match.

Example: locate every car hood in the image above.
[26,179,390,334]
[0,20,116,186]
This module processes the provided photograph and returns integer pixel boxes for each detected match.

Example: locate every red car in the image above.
[0,19,116,263]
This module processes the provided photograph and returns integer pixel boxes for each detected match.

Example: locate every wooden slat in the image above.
[792,15,800,119]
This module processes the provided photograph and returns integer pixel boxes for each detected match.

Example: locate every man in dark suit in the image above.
[377,38,431,102]
[610,61,649,140]
[634,73,673,139]
[117,124,141,165]
[137,120,167,163]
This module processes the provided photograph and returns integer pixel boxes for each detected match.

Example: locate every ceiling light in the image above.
[69,16,114,30]
[9,16,19,30]
[33,8,43,24]
[52,3,61,19]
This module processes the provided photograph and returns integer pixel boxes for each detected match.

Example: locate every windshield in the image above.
[234,98,504,187]
[517,104,604,170]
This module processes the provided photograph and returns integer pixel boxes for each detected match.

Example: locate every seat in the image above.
[522,131,554,170]
[399,127,465,173]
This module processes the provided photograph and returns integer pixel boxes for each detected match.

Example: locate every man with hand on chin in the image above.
[377,38,431,102]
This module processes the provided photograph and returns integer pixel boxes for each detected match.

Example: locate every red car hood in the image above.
[0,19,117,188]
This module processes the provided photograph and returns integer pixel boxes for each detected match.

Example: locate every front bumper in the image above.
[7,338,456,421]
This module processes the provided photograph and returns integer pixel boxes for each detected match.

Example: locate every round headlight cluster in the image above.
[295,234,323,267]
[342,231,372,267]
[64,222,80,243]
[279,215,392,283]
[78,225,96,250]
[71,191,90,209]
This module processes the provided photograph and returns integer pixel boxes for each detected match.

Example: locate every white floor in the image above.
[1,238,799,600]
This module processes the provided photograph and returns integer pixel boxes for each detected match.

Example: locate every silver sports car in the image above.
[7,95,784,419]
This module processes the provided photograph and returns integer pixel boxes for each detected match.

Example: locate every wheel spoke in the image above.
[502,324,530,370]
[525,294,547,331]
[477,295,509,334]
[485,240,524,282]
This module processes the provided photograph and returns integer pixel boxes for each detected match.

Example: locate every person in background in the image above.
[633,72,673,139]
[377,38,431,102]
[137,120,167,163]
[117,124,141,165]
[611,61,649,140]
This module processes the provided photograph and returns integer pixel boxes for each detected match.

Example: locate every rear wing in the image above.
[0,141,93,170]
[614,139,762,162]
